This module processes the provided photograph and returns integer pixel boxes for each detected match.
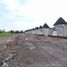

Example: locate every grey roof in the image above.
[39,26,43,28]
[54,17,67,26]
[25,28,34,32]
[35,27,39,29]
[43,23,50,28]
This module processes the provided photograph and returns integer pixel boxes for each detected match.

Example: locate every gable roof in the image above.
[39,26,43,29]
[54,17,67,26]
[25,28,34,32]
[35,27,39,29]
[43,23,50,28]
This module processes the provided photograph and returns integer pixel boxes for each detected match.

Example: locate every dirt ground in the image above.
[0,34,67,67]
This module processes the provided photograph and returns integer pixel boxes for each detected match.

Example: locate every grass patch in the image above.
[0,32,16,37]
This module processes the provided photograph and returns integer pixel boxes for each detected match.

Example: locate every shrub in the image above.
[9,30,14,33]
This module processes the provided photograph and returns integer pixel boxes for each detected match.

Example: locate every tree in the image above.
[15,30,19,33]
[9,30,14,33]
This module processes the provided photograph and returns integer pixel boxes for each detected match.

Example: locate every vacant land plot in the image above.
[0,34,67,67]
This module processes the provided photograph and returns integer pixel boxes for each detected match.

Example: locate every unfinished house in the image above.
[33,24,50,36]
[32,27,39,35]
[25,29,35,34]
[33,26,43,35]
[36,26,43,35]
[49,28,54,36]
[52,17,67,37]
[25,23,50,36]
[25,17,67,37]
[42,23,50,36]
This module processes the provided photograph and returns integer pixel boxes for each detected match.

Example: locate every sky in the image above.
[0,0,67,31]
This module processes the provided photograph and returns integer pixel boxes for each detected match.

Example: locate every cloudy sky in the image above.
[0,0,67,31]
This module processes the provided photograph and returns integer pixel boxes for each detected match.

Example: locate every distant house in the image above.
[42,23,50,36]
[25,23,50,36]
[33,23,50,36]
[25,17,67,37]
[25,29,35,34]
[51,17,67,37]
[49,28,54,36]
[33,27,39,35]
[32,26,43,35]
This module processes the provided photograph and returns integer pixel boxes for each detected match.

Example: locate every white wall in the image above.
[42,28,50,36]
[63,25,67,37]
[49,28,53,36]
[54,24,64,37]
[33,29,38,35]
[33,29,43,35]
[25,30,34,34]
[52,30,57,36]
[25,24,67,37]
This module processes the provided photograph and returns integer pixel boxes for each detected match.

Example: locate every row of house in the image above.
[25,17,67,37]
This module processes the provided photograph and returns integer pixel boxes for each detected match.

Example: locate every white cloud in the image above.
[0,0,67,30]
[32,0,67,27]
[0,0,33,31]
[1,0,17,11]
[2,0,32,16]
[18,1,32,16]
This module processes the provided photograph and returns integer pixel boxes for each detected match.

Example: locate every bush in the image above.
[15,30,19,33]
[9,30,14,33]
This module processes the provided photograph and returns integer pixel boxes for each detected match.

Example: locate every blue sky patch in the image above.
[17,0,29,4]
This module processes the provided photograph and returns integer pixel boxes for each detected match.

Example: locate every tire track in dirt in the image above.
[1,34,67,67]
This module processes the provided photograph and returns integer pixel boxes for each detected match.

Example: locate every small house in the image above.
[25,29,35,34]
[42,23,50,36]
[49,28,54,36]
[33,26,43,35]
[52,17,67,37]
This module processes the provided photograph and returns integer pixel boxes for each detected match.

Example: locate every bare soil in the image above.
[0,34,67,67]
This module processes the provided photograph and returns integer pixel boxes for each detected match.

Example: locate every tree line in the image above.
[9,30,23,33]
[0,29,23,33]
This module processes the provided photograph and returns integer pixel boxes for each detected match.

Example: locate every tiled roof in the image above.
[35,27,39,29]
[54,17,67,26]
[43,23,50,28]
[39,26,43,28]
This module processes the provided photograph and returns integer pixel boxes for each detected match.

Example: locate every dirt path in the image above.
[1,34,67,67]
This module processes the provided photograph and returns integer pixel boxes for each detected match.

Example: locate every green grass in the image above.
[0,32,15,37]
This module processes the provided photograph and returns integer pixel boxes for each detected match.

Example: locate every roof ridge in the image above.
[43,23,50,28]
